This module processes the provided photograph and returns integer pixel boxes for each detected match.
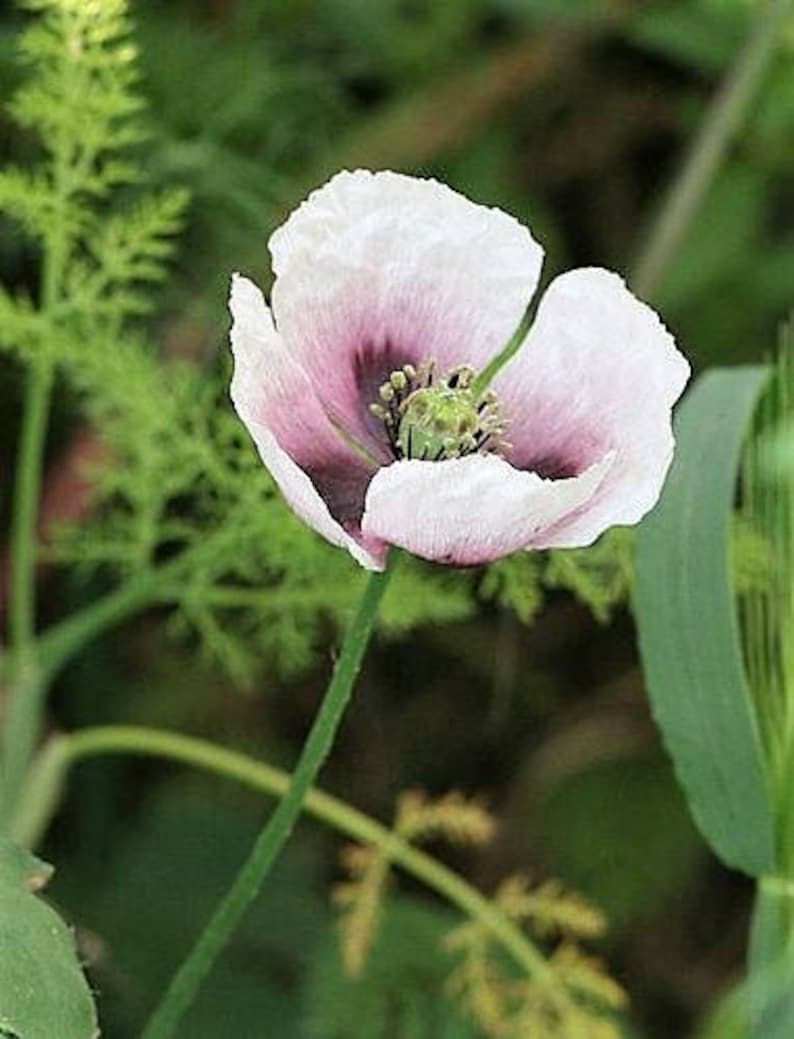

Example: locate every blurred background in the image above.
[1,0,793,1036]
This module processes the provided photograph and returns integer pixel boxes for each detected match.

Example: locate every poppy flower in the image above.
[229,170,689,570]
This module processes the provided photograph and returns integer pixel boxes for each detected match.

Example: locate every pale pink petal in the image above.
[241,419,386,571]
[245,417,388,573]
[230,272,331,456]
[269,169,544,454]
[361,453,614,566]
[229,274,386,569]
[495,268,690,546]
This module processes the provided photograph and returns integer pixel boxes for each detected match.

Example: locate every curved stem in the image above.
[140,564,393,1039]
[40,723,558,999]
[631,0,793,300]
[471,298,535,398]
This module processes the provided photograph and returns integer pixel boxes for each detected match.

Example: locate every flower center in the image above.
[369,362,508,461]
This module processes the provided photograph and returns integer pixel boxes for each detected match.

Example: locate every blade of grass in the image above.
[634,366,775,876]
[744,320,794,1038]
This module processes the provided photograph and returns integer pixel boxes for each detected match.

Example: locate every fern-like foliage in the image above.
[334,844,392,978]
[0,0,188,360]
[305,898,479,1039]
[491,875,606,941]
[334,790,624,1038]
[395,789,497,846]
[447,874,625,1038]
[1,0,681,686]
[0,0,479,682]
[543,528,634,624]
[481,529,634,628]
[480,554,545,625]
[335,788,496,978]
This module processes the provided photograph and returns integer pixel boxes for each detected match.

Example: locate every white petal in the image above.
[361,452,613,566]
[229,272,319,443]
[229,274,386,570]
[243,420,386,571]
[268,169,544,451]
[496,268,690,547]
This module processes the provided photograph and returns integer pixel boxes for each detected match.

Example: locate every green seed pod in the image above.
[397,386,481,460]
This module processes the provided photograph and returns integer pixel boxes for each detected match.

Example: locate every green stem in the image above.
[470,299,535,398]
[1,360,54,823]
[631,0,793,300]
[749,878,794,1036]
[8,361,53,654]
[0,663,47,827]
[26,723,558,1001]
[2,79,78,816]
[140,564,393,1039]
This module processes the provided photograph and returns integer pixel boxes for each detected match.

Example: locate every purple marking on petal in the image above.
[268,169,545,463]
[362,454,613,565]
[351,337,421,449]
[513,453,581,481]
[303,458,374,534]
[493,267,690,546]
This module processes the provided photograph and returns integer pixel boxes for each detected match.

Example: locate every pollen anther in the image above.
[371,361,508,462]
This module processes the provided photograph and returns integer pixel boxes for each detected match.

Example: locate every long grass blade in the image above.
[634,367,775,876]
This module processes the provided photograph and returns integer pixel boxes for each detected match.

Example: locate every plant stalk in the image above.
[140,563,393,1039]
[631,0,793,300]
[471,298,535,397]
[19,723,562,1004]
[1,359,54,823]
[8,361,53,654]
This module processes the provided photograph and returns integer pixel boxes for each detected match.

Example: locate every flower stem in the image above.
[139,563,393,1039]
[631,0,793,300]
[470,299,535,398]
[27,723,561,1005]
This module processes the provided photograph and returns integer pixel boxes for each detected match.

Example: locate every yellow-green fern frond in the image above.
[550,944,627,1011]
[396,789,497,846]
[446,873,623,1039]
[495,875,607,940]
[333,844,391,978]
[333,787,497,979]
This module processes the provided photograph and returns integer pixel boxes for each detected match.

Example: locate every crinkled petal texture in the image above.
[269,169,544,457]
[495,267,690,548]
[361,453,615,566]
[229,170,690,570]
[229,274,386,570]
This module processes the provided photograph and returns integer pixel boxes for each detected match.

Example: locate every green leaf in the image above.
[634,367,776,876]
[0,837,98,1039]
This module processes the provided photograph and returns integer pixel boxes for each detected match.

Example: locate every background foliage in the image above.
[0,0,792,1036]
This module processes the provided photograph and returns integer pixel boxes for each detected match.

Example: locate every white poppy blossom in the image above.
[229,169,690,570]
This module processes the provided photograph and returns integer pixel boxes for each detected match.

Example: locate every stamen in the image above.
[370,360,508,463]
